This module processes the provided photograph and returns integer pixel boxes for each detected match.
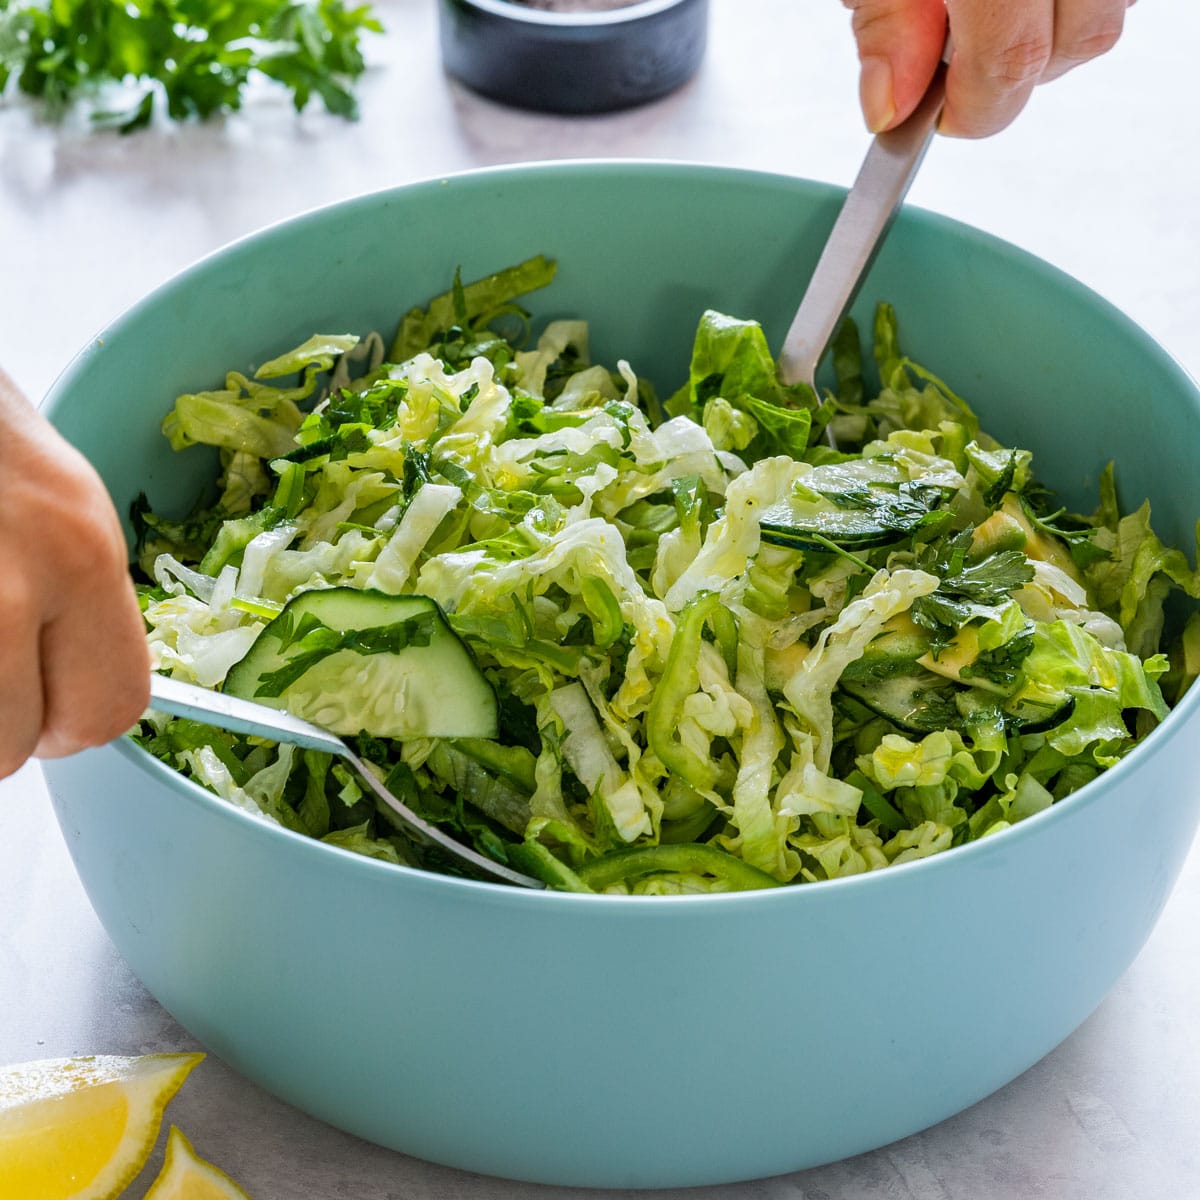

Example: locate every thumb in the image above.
[844,0,948,132]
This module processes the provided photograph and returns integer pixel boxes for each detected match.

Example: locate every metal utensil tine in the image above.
[339,744,545,889]
[146,674,545,889]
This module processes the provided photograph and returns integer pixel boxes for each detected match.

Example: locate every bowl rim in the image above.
[50,156,1200,905]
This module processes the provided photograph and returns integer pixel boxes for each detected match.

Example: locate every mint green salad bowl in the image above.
[41,162,1200,1189]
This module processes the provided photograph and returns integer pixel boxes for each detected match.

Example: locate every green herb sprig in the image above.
[254,611,436,698]
[0,0,383,131]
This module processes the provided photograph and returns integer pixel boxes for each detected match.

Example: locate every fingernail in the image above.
[860,56,895,133]
[936,110,960,138]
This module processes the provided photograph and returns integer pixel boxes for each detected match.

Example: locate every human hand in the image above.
[0,368,149,779]
[844,0,1133,138]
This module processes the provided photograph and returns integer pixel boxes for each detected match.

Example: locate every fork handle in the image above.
[148,673,349,756]
[778,47,951,390]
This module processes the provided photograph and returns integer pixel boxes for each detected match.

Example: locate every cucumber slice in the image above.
[760,505,915,550]
[759,458,953,551]
[842,623,1075,736]
[839,623,953,733]
[838,619,936,690]
[842,670,1075,737]
[858,615,930,662]
[841,669,962,734]
[225,588,497,739]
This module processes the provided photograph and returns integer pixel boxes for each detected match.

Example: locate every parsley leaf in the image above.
[912,541,1035,639]
[820,479,955,544]
[255,612,435,698]
[0,0,383,131]
[960,628,1034,688]
[937,549,1036,605]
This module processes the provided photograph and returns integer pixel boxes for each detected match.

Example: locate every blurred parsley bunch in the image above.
[0,0,383,131]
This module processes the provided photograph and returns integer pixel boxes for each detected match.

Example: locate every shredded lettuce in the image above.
[132,267,1199,892]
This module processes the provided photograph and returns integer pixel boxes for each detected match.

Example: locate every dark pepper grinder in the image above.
[437,0,709,115]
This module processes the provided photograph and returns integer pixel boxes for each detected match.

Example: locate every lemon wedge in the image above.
[0,1052,203,1200]
[143,1126,252,1199]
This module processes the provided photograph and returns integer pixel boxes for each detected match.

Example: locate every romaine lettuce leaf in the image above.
[667,310,816,458]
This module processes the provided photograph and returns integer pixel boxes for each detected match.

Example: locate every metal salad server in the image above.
[147,673,545,890]
[778,41,952,443]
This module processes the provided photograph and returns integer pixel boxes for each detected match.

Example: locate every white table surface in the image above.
[3,2,1200,1196]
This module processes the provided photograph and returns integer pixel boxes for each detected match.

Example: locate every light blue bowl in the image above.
[41,162,1200,1189]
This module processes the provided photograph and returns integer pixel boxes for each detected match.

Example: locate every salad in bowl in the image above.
[132,257,1200,893]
